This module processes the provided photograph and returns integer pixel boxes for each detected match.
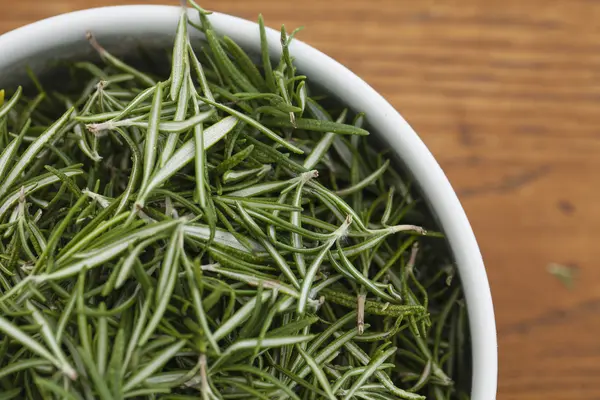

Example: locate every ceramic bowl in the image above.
[0,6,497,399]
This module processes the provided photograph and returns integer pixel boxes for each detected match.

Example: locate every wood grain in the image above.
[2,0,599,398]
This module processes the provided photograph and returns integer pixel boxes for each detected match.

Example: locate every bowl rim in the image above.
[0,5,498,399]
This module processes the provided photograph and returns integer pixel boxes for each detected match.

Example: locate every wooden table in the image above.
[3,1,599,399]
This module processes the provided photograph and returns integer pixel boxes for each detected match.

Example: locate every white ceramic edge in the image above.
[0,5,497,399]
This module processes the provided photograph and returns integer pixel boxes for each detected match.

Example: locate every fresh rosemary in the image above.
[0,2,471,399]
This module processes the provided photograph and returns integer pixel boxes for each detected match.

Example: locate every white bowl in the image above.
[0,5,498,399]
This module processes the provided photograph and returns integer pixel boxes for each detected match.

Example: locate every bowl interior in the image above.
[0,6,497,399]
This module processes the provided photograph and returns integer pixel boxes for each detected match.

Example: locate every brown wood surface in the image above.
[2,0,599,399]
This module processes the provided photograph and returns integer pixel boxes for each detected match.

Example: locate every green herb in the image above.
[0,2,470,399]
[547,262,577,290]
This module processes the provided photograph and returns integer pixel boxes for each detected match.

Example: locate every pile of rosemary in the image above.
[0,2,471,399]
